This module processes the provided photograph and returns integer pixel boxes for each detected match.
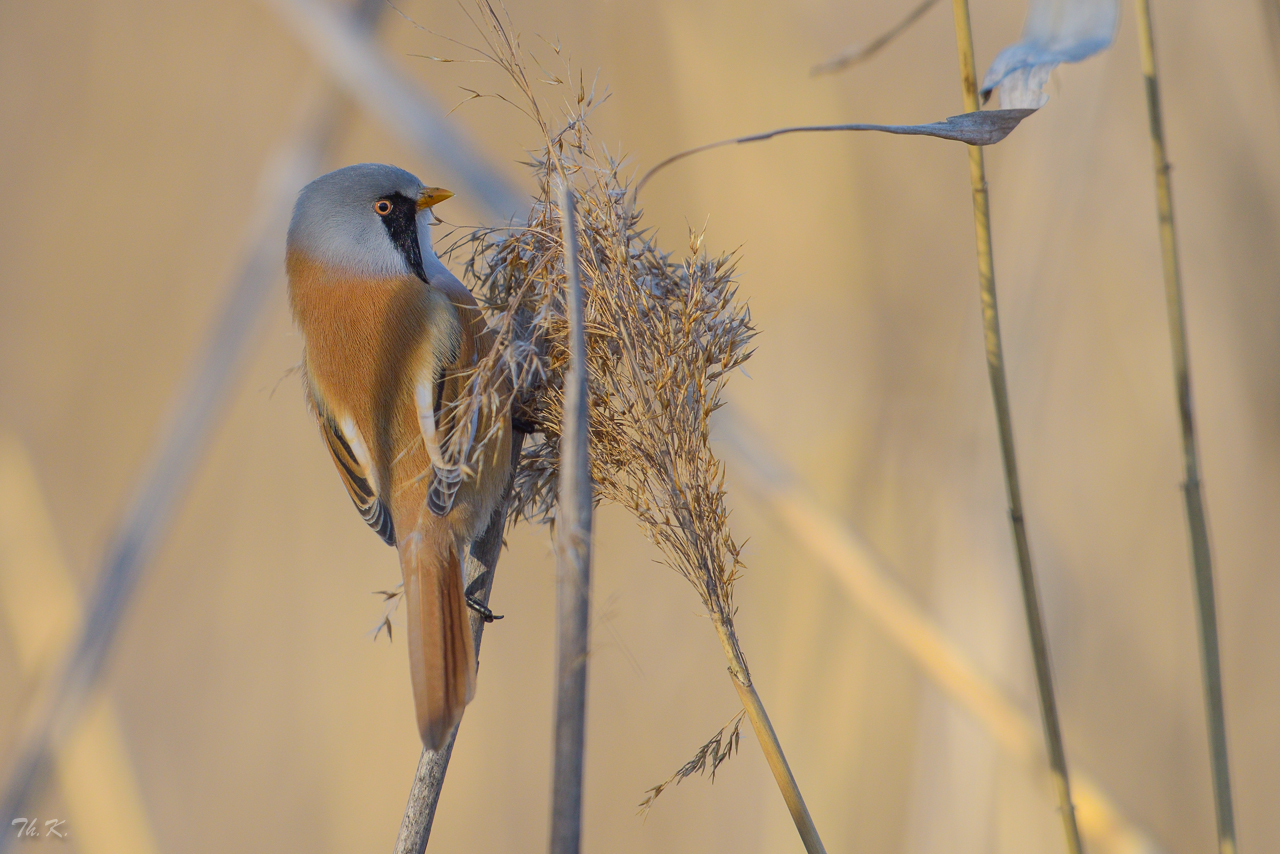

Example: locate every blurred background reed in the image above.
[1,0,1278,852]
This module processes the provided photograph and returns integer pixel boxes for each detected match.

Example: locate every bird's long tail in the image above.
[400,528,477,750]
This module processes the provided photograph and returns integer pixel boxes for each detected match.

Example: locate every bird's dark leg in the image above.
[465,594,502,623]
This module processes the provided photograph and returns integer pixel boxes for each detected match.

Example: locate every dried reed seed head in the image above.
[443,1,756,624]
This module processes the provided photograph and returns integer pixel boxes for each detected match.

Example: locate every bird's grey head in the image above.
[286,163,454,280]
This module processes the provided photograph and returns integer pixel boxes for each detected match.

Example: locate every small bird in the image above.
[285,163,511,749]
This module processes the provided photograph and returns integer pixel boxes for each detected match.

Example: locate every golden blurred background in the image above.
[1,0,1278,852]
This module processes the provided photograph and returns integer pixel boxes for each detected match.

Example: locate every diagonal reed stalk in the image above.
[0,435,162,854]
[549,184,593,854]
[0,5,393,842]
[717,413,1166,854]
[1133,3,1237,852]
[810,0,943,76]
[724,650,827,854]
[948,1,1084,852]
[0,1,526,845]
[394,432,526,854]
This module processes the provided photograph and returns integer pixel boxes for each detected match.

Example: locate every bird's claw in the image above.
[466,594,503,623]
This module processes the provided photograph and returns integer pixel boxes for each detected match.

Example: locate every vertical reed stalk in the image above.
[453,22,824,842]
[1133,3,1236,852]
[948,2,1083,851]
[549,185,593,854]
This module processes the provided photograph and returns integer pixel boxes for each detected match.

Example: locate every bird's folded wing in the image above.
[319,414,396,546]
[414,367,480,518]
[414,299,489,518]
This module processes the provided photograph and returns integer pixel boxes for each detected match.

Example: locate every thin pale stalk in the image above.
[394,432,527,853]
[0,4,391,840]
[0,0,529,839]
[549,185,593,854]
[811,0,942,75]
[0,436,161,854]
[1133,3,1236,852]
[948,1,1083,851]
[263,0,525,219]
[1262,0,1280,79]
[718,414,1165,854]
[711,622,827,854]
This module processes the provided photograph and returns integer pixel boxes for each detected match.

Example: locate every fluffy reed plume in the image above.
[438,5,825,850]
[445,5,755,635]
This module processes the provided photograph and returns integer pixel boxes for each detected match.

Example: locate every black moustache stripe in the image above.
[381,192,428,282]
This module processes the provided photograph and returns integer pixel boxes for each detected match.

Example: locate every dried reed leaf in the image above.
[370,585,403,643]
[633,109,1037,201]
[981,0,1119,107]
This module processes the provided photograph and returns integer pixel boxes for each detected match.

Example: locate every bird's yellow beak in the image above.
[417,187,454,210]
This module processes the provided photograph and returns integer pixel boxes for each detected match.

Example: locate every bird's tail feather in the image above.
[401,530,477,750]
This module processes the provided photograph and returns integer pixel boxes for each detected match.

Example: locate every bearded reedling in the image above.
[286,163,511,748]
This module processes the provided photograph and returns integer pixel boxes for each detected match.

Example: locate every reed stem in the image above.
[718,413,1165,854]
[548,185,594,854]
[394,432,528,854]
[711,621,827,854]
[948,2,1083,851]
[1133,3,1236,851]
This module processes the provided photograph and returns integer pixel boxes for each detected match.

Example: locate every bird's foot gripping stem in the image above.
[466,594,503,623]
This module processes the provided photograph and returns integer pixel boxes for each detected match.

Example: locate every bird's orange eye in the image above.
[374,200,393,216]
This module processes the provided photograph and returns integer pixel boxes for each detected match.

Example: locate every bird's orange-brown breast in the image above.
[287,250,458,505]
[287,248,511,547]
